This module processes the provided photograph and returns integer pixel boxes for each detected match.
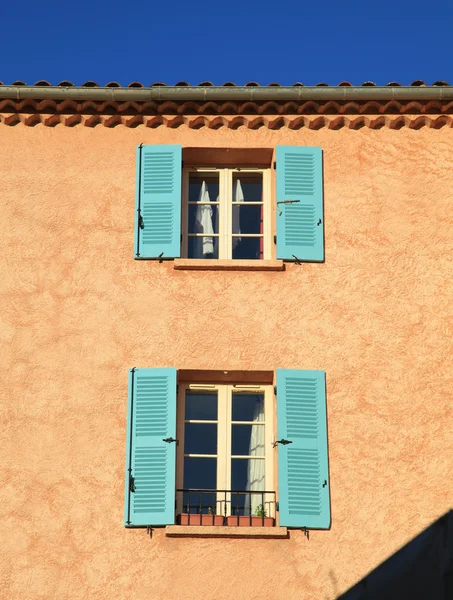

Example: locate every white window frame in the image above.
[181,167,272,260]
[176,383,275,517]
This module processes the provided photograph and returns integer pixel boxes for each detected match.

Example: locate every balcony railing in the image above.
[176,489,277,526]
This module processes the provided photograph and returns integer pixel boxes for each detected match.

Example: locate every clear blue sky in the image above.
[2,0,452,87]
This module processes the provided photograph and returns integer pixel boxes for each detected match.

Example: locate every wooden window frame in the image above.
[176,383,275,517]
[181,167,272,260]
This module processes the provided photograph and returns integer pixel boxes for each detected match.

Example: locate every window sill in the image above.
[166,525,288,539]
[173,259,285,272]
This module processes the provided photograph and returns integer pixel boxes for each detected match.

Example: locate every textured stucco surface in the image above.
[1,124,453,600]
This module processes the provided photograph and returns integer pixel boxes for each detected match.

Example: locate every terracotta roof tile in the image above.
[0,80,451,87]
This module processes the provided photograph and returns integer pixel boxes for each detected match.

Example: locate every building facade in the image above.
[1,81,453,599]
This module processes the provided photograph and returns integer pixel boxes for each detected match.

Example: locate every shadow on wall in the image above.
[337,510,453,600]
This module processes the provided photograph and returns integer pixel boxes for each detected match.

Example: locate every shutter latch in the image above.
[163,437,179,446]
[322,480,327,488]
[273,439,292,448]
[277,199,300,216]
[129,474,136,493]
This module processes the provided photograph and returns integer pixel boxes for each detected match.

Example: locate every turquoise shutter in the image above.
[124,368,177,526]
[276,369,330,529]
[276,146,324,262]
[134,144,182,259]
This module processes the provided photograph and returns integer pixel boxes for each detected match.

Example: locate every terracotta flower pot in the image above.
[226,516,275,527]
[178,513,224,526]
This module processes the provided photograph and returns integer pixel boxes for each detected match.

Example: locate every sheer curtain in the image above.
[245,397,265,515]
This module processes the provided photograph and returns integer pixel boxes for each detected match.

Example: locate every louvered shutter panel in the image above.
[134,145,182,259]
[124,368,177,526]
[276,146,324,261]
[276,369,330,529]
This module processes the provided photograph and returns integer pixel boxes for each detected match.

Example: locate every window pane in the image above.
[189,174,219,203]
[233,205,262,235]
[189,203,219,235]
[185,392,218,420]
[232,236,262,260]
[184,423,217,455]
[188,236,219,259]
[184,457,217,489]
[232,173,262,202]
[232,424,265,456]
[231,458,265,515]
[232,393,264,422]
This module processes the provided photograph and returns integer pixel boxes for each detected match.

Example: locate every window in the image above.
[175,383,275,519]
[124,368,330,530]
[183,169,271,260]
[134,145,324,263]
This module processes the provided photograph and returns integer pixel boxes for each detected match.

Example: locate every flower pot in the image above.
[178,513,224,526]
[226,516,275,527]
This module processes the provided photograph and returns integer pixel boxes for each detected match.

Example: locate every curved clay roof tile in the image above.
[362,82,376,86]
[34,80,51,86]
[410,80,426,86]
[386,82,402,87]
[58,81,74,87]
[81,81,99,87]
[128,82,144,88]
[174,81,190,86]
[432,80,449,86]
[198,81,214,86]
[338,81,352,86]
[244,82,260,87]
[222,82,236,87]
[106,82,121,87]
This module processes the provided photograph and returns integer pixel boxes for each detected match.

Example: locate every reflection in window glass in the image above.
[184,423,217,455]
[232,393,264,422]
[232,424,265,456]
[185,392,218,420]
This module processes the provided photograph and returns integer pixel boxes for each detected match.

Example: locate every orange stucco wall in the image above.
[1,123,453,600]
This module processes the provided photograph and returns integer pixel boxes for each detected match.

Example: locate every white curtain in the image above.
[194,181,215,258]
[232,179,244,250]
[245,397,265,515]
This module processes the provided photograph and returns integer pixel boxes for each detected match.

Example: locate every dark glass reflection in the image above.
[184,457,217,489]
[232,393,264,422]
[185,392,218,420]
[184,423,217,455]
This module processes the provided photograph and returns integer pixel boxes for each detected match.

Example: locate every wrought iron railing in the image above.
[176,489,277,526]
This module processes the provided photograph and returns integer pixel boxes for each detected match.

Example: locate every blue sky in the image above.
[2,0,452,86]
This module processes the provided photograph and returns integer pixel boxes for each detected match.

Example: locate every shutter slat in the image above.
[276,146,324,261]
[124,368,177,527]
[135,145,182,259]
[276,369,330,529]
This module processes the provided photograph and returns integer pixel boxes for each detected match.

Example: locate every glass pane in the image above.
[232,424,265,456]
[232,173,262,203]
[188,236,219,259]
[189,173,219,203]
[232,393,264,422]
[184,457,217,489]
[184,423,217,455]
[233,205,262,235]
[231,459,265,516]
[189,203,219,235]
[232,236,262,260]
[185,392,218,421]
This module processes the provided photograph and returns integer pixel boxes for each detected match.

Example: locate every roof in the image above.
[1,79,451,88]
[1,80,452,129]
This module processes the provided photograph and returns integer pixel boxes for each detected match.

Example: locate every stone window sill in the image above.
[166,525,288,538]
[173,259,285,272]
